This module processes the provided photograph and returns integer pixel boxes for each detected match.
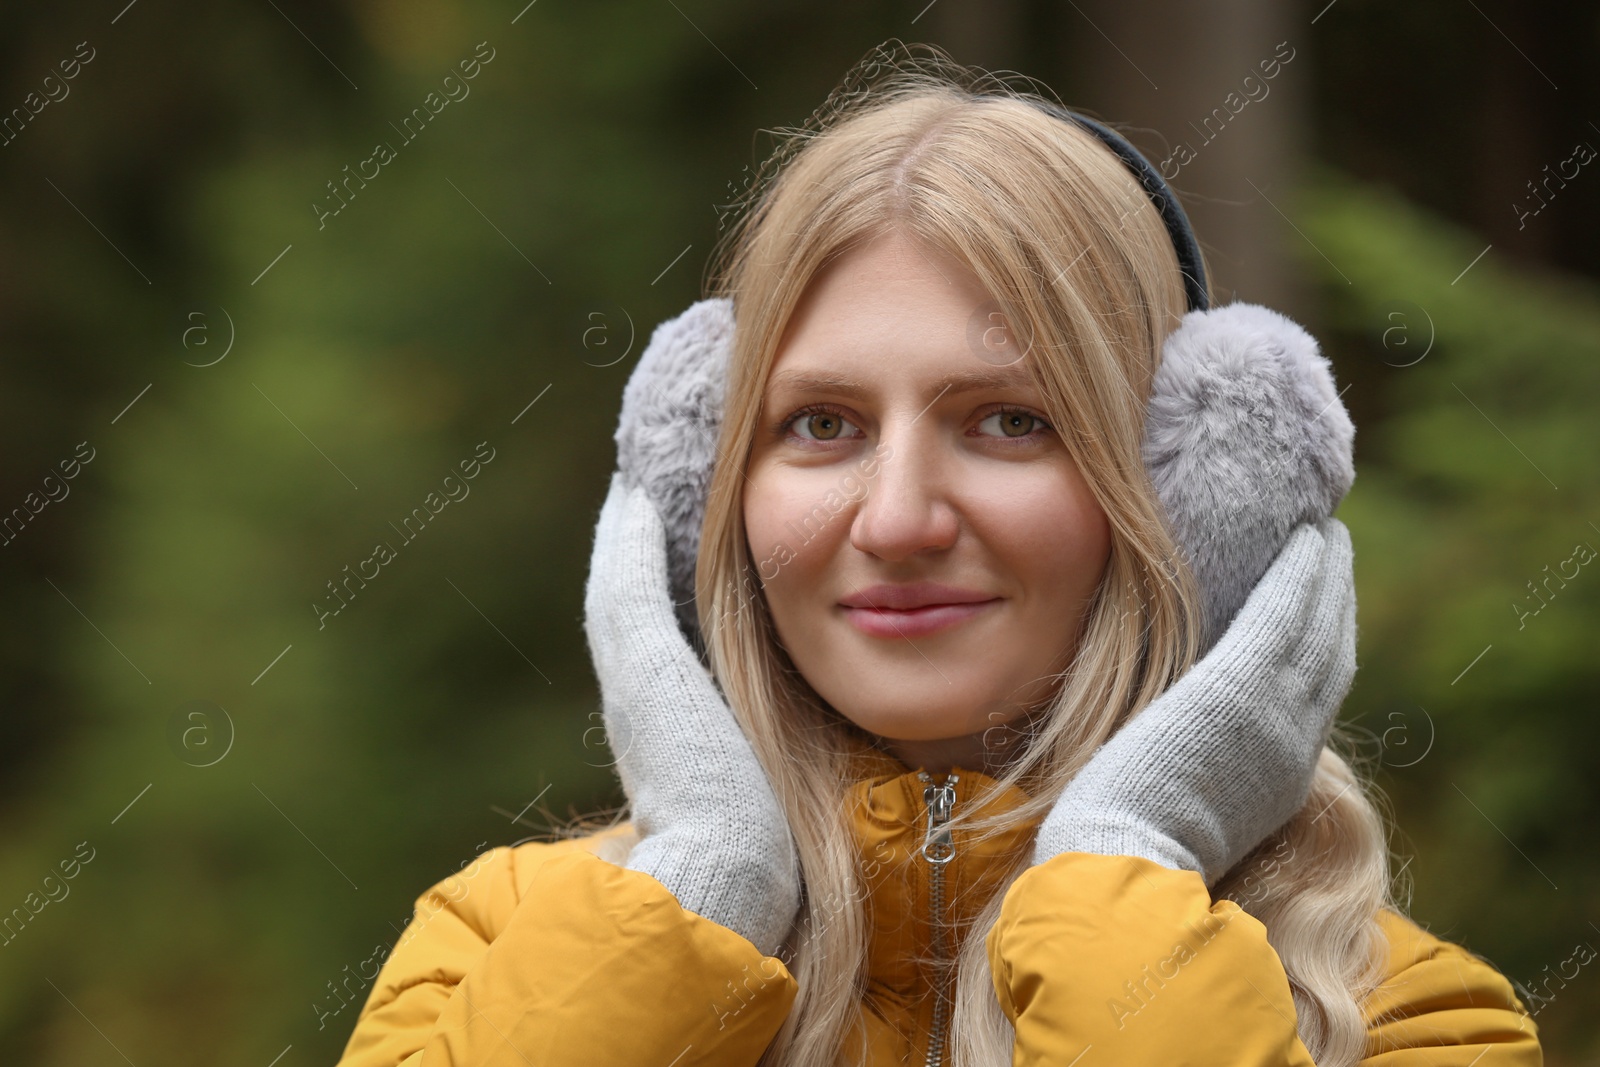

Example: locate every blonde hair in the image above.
[663,40,1392,1067]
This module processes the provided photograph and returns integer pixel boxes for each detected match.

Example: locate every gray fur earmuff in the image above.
[612,296,1354,656]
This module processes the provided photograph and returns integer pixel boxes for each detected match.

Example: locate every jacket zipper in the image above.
[917,770,959,1067]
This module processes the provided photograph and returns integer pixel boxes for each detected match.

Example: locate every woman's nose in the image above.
[847,425,959,562]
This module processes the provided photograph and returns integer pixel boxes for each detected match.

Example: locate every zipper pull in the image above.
[917,770,959,865]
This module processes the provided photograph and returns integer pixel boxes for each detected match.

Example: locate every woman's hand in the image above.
[1032,517,1357,886]
[584,469,801,956]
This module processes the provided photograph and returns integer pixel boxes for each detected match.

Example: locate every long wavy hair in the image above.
[616,40,1395,1067]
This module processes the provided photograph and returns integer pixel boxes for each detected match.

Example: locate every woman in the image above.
[334,43,1539,1067]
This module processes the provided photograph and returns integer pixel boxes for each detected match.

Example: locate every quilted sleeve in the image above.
[986,851,1317,1067]
[1358,911,1542,1066]
[986,852,1542,1067]
[334,841,798,1067]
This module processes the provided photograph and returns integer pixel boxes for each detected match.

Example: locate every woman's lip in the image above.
[841,599,1001,639]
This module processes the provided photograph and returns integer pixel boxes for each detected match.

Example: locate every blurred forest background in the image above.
[0,1,1596,1063]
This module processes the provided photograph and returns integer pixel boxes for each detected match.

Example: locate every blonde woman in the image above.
[334,42,1540,1067]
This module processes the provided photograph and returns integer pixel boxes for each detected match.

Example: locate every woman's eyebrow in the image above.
[766,367,1037,405]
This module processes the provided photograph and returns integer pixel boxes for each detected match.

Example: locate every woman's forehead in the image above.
[765,234,1027,389]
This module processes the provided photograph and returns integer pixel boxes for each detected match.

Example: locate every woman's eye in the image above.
[785,405,859,442]
[977,408,1051,440]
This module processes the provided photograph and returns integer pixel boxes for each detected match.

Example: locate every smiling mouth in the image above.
[841,599,1000,639]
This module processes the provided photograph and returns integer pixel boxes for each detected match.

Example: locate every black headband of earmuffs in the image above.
[987,95,1210,313]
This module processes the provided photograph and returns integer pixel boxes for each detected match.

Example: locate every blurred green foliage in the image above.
[1302,168,1600,1058]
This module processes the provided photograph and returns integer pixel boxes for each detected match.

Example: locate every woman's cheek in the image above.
[745,472,844,583]
[968,462,1101,557]
[744,476,795,582]
[1026,463,1111,585]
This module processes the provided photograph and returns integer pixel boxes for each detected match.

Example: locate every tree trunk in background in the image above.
[1474,4,1550,261]
[1066,0,1311,316]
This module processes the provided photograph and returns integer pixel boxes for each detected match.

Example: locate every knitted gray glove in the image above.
[1031,517,1357,886]
[583,469,800,956]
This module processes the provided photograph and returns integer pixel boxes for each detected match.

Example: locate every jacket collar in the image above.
[838,738,1041,999]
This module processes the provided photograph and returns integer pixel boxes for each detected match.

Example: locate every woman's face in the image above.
[742,230,1113,774]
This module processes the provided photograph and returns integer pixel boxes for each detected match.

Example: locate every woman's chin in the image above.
[830,702,991,745]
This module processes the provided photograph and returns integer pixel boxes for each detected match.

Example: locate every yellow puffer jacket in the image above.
[333,745,1540,1066]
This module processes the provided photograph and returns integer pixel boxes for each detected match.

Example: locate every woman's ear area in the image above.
[612,297,736,648]
[1143,301,1356,654]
